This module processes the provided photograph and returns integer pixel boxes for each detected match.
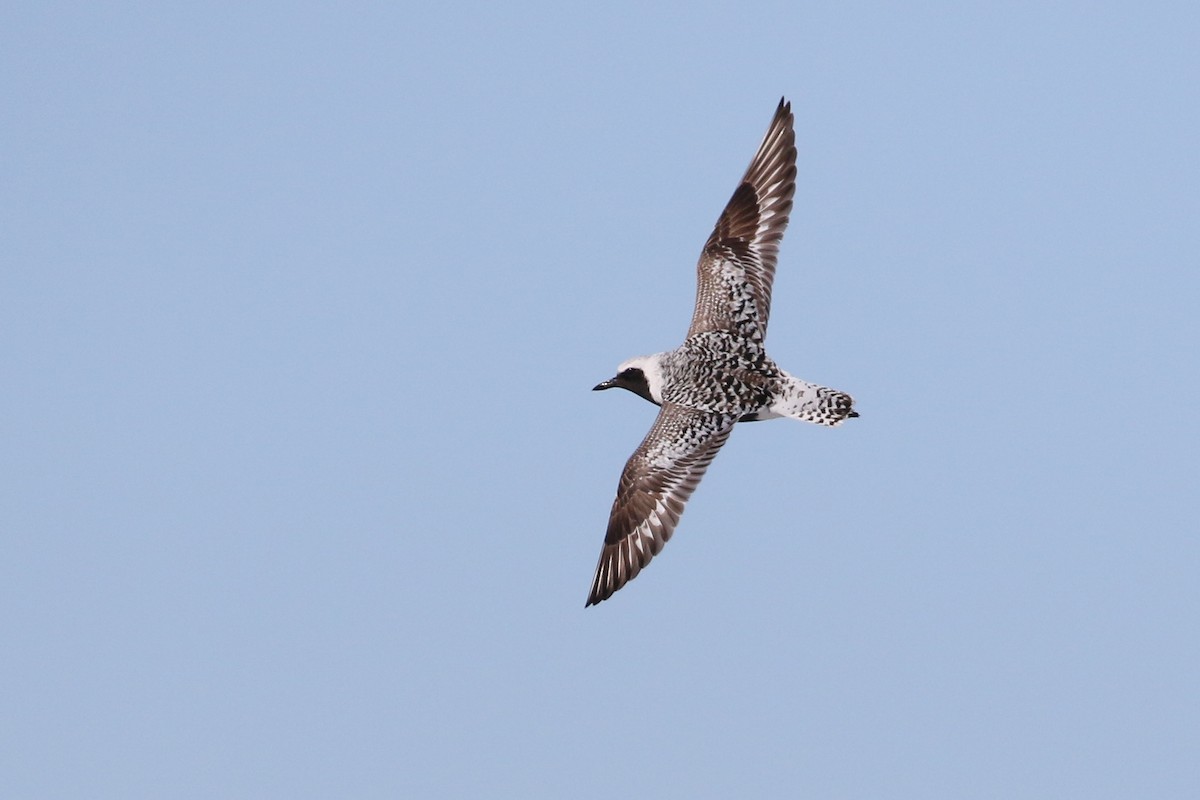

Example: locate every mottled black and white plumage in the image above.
[588,98,858,607]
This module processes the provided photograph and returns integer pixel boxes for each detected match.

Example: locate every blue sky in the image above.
[3,2,1198,797]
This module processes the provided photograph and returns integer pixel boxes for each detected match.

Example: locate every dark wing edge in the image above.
[688,97,797,339]
[586,405,736,606]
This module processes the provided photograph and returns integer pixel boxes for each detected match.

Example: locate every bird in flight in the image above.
[588,98,858,606]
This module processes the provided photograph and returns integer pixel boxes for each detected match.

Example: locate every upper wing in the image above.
[587,403,737,606]
[688,98,797,341]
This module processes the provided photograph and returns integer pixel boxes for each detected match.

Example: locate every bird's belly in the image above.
[663,369,777,417]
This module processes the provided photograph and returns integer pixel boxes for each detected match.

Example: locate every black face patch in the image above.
[615,368,657,406]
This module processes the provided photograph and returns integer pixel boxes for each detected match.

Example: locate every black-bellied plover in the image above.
[588,98,857,606]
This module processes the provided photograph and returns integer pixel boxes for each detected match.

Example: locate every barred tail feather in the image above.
[769,376,858,426]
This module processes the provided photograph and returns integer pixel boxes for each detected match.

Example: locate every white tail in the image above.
[767,375,858,426]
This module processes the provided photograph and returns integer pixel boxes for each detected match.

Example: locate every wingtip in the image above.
[586,570,609,607]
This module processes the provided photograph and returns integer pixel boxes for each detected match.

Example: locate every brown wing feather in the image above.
[587,404,736,606]
[688,98,797,340]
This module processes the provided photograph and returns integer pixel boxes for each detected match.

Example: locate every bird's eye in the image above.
[621,368,643,381]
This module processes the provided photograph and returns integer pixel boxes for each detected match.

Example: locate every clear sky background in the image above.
[3,2,1198,798]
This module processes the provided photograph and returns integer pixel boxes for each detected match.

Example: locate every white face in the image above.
[616,354,666,404]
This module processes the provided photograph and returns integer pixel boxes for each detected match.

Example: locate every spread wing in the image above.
[688,98,797,341]
[587,403,737,606]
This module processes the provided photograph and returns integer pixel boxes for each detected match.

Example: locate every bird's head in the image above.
[593,355,666,406]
